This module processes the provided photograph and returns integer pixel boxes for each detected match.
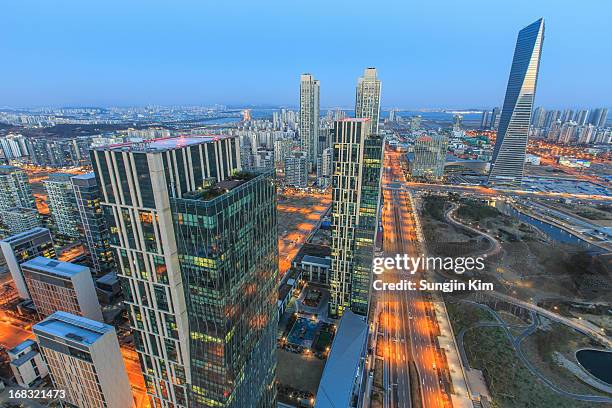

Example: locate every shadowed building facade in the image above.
[91,136,277,408]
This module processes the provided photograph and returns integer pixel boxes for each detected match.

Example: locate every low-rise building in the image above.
[8,339,49,388]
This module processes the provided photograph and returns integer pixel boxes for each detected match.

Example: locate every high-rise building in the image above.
[0,227,56,299]
[33,311,133,408]
[285,151,308,188]
[453,114,463,131]
[488,19,545,187]
[0,134,29,160]
[558,121,578,145]
[329,119,383,317]
[410,115,422,130]
[480,110,490,129]
[577,124,596,144]
[355,68,382,135]
[21,257,103,321]
[532,107,546,128]
[2,207,40,236]
[589,107,609,128]
[560,109,574,123]
[489,107,501,130]
[0,166,35,225]
[411,135,449,179]
[71,173,116,276]
[543,110,560,128]
[91,135,277,408]
[43,173,80,239]
[575,109,589,126]
[316,147,334,187]
[299,73,320,168]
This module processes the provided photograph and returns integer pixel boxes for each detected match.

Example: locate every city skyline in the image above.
[1,1,611,108]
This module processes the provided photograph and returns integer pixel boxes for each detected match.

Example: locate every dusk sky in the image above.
[1,0,610,109]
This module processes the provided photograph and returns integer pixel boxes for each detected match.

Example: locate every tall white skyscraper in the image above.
[355,68,382,135]
[299,73,320,169]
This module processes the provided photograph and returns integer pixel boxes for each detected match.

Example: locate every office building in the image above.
[329,119,383,317]
[300,73,320,168]
[355,68,382,135]
[411,135,449,179]
[488,19,545,187]
[71,173,116,276]
[21,257,102,321]
[44,173,80,238]
[33,311,133,408]
[285,151,308,188]
[8,339,49,388]
[91,135,277,408]
[0,227,56,299]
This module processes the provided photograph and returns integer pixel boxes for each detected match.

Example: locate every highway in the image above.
[377,148,450,408]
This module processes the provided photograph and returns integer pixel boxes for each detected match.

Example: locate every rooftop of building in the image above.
[315,311,368,408]
[0,227,51,245]
[21,256,88,278]
[337,117,370,123]
[44,173,74,183]
[301,255,331,268]
[181,171,258,201]
[0,165,21,174]
[293,243,332,265]
[3,207,38,215]
[33,311,112,346]
[70,172,96,181]
[8,339,36,356]
[11,349,40,368]
[93,134,234,153]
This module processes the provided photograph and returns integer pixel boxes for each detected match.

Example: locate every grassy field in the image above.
[446,301,609,408]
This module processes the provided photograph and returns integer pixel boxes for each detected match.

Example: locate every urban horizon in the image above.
[0,6,611,408]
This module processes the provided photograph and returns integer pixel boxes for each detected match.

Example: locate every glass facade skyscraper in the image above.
[411,134,448,180]
[489,18,545,187]
[329,119,383,317]
[91,135,277,408]
[44,173,80,239]
[172,171,277,408]
[71,173,117,277]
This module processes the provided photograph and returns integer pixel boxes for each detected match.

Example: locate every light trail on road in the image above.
[375,148,451,408]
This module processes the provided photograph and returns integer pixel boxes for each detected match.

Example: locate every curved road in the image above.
[457,301,612,404]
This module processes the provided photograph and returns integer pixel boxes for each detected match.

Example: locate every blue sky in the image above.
[1,0,610,109]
